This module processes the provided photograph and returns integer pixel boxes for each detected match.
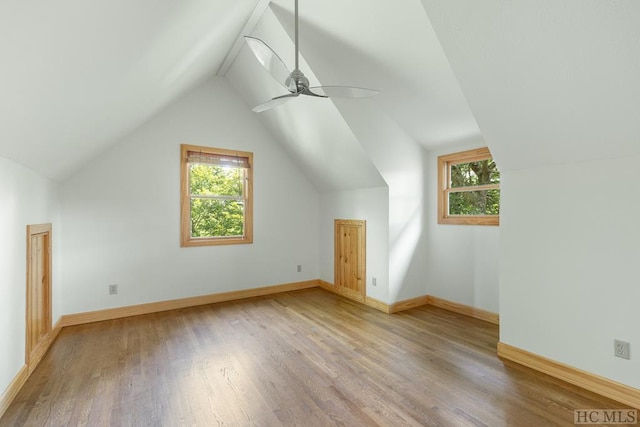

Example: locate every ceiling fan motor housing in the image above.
[285,69,309,93]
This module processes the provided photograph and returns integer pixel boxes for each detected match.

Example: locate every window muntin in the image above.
[180,144,253,246]
[438,147,500,226]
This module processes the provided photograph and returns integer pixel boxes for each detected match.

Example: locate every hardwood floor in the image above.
[1,288,632,426]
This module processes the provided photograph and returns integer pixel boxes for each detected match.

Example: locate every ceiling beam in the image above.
[217,0,272,76]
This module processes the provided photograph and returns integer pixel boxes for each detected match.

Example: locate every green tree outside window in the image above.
[189,164,245,238]
[449,159,500,216]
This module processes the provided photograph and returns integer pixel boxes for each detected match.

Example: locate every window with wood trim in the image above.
[180,144,253,247]
[438,147,500,226]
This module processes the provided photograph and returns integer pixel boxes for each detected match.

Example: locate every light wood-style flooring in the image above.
[0,288,632,426]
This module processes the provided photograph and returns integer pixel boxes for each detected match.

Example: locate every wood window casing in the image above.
[180,144,253,247]
[437,147,500,226]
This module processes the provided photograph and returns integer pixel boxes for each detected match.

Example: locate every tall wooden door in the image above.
[26,223,52,374]
[334,219,366,302]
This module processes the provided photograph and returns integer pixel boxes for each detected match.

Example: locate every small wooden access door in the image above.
[334,219,366,303]
[26,223,52,374]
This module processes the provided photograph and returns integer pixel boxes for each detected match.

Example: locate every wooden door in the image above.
[334,219,366,302]
[26,223,52,373]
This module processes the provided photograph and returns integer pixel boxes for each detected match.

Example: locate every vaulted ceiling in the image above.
[2,1,639,184]
[421,0,640,171]
[228,0,480,146]
[0,0,259,181]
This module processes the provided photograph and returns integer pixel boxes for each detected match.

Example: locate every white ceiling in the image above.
[225,5,387,192]
[267,0,481,148]
[420,0,640,171]
[3,1,637,184]
[0,0,258,181]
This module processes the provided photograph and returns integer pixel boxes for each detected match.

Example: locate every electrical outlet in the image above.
[614,339,630,360]
[372,277,377,286]
[297,264,302,273]
[109,284,118,295]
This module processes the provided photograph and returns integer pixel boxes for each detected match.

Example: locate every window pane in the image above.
[449,189,500,215]
[451,160,500,188]
[190,198,244,238]
[189,164,243,197]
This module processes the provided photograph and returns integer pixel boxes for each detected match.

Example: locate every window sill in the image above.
[181,237,253,247]
[438,216,499,226]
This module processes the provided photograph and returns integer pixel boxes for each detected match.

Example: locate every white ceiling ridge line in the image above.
[217,0,272,76]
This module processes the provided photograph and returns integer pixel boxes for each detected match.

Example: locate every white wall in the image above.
[316,137,501,312]
[60,77,319,315]
[421,0,640,391]
[424,144,500,313]
[331,102,428,303]
[0,157,61,397]
[319,187,389,303]
[500,155,640,388]
[323,103,500,310]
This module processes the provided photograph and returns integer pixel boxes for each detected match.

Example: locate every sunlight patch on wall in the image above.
[389,205,423,303]
[386,167,424,302]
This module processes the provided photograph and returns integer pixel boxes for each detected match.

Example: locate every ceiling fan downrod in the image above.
[294,0,299,72]
[285,0,313,94]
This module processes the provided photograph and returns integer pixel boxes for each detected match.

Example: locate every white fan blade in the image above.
[308,86,379,98]
[244,36,291,89]
[252,93,299,113]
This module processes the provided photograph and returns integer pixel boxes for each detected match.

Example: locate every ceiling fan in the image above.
[244,0,378,113]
